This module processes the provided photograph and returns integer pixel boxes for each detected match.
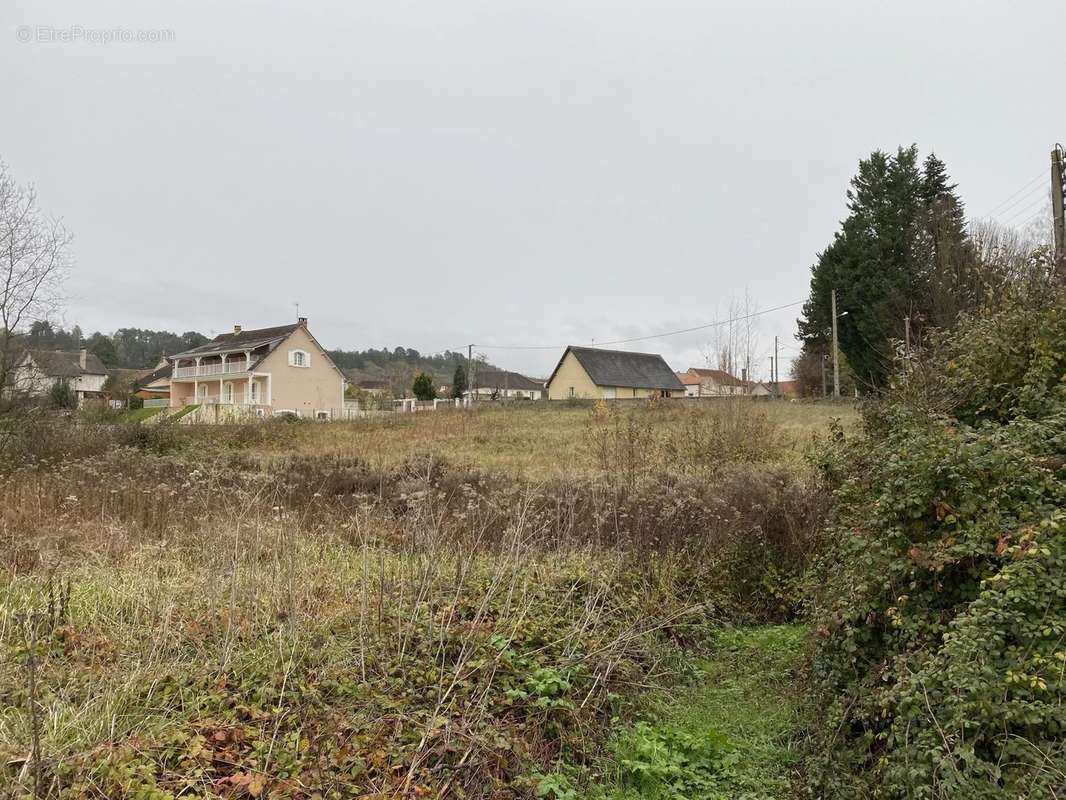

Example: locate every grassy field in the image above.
[243,398,857,478]
[0,399,850,798]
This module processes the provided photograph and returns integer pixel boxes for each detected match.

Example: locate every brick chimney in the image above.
[297,316,307,327]
[233,324,242,334]
[79,348,87,369]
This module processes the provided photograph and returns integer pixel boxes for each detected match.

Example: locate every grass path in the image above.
[573,625,809,800]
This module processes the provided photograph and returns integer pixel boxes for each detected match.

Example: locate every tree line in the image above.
[22,322,489,384]
[22,321,210,370]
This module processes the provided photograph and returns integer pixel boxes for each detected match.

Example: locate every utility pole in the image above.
[774,335,779,398]
[831,288,840,398]
[903,316,911,353]
[768,356,774,392]
[1053,144,1065,276]
[466,344,474,404]
[821,350,827,398]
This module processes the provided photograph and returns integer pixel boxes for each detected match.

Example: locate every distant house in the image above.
[776,379,802,398]
[749,381,772,397]
[471,369,543,400]
[750,380,801,398]
[14,349,108,405]
[104,368,149,407]
[132,358,173,405]
[686,368,749,396]
[545,346,684,400]
[355,379,390,395]
[676,371,702,398]
[167,318,347,419]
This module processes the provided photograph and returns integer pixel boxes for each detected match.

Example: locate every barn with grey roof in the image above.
[545,346,684,400]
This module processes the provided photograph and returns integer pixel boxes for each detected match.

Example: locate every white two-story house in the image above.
[14,349,108,405]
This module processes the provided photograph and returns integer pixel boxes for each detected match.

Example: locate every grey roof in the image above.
[26,350,108,378]
[548,346,684,391]
[474,369,543,391]
[133,362,173,389]
[171,323,300,359]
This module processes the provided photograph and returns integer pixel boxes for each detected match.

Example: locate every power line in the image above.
[1018,209,1050,230]
[977,169,1046,218]
[998,194,1048,226]
[981,182,1046,220]
[470,299,805,352]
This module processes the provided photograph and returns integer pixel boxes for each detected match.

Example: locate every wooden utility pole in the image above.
[773,335,779,397]
[466,344,474,403]
[1053,144,1065,275]
[904,316,911,353]
[831,288,840,398]
[821,350,827,398]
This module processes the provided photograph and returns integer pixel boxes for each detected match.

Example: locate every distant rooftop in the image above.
[171,321,303,359]
[550,346,684,391]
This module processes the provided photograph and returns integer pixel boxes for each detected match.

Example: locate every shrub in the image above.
[809,287,1066,798]
[412,371,436,401]
[48,380,77,410]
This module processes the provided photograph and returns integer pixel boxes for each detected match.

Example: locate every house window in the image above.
[249,381,261,403]
[288,349,310,368]
[223,383,234,404]
[568,387,575,398]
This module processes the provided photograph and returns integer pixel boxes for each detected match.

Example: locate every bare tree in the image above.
[0,163,72,397]
[966,217,1050,306]
[702,291,762,382]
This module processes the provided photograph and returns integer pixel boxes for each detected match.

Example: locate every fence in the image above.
[393,398,467,413]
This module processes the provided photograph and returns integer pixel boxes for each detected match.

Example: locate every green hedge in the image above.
[810,288,1066,798]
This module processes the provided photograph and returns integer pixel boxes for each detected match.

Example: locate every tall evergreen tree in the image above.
[799,147,926,387]
[920,153,976,325]
[799,146,977,389]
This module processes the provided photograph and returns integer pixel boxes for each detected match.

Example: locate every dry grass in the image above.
[238,399,857,479]
[0,398,846,798]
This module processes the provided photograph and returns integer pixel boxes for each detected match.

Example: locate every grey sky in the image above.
[3,0,1061,378]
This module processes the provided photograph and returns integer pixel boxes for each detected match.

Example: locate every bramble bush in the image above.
[809,286,1066,798]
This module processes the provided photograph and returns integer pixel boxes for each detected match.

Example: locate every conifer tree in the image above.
[920,153,977,325]
[451,364,467,399]
[799,146,978,389]
[412,372,436,401]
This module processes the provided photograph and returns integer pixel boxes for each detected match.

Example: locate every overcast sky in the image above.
[3,0,1062,378]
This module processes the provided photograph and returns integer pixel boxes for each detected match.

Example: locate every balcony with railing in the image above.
[173,360,250,379]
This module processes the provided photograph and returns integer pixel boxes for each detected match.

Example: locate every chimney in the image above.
[297,316,307,327]
[79,348,87,369]
[233,324,242,334]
